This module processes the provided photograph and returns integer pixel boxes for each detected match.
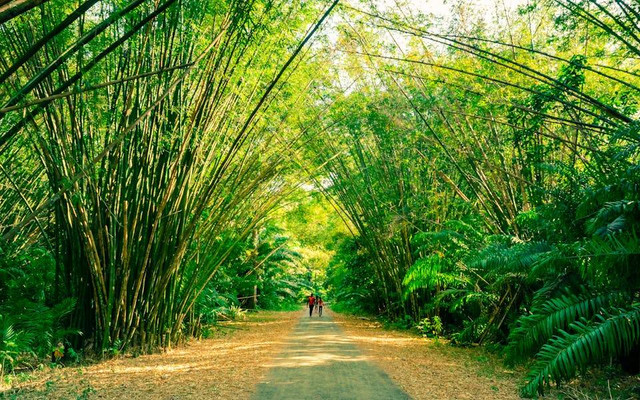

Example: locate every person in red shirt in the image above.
[307,293,315,317]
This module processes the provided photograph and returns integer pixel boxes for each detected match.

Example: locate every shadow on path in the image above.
[253,309,410,400]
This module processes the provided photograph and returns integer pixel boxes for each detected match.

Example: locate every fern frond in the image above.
[581,234,640,285]
[436,289,498,312]
[527,244,579,282]
[587,200,640,236]
[471,241,553,279]
[403,255,468,297]
[412,230,466,254]
[522,304,640,397]
[584,233,640,259]
[506,289,628,364]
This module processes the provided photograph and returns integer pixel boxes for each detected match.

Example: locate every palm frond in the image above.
[506,289,628,363]
[522,304,640,397]
[587,200,640,236]
[403,254,469,296]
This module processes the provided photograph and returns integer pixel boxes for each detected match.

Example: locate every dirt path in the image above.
[2,308,522,399]
[253,309,409,400]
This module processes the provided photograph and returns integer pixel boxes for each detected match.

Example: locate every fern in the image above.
[412,230,467,254]
[0,314,33,374]
[471,241,551,273]
[587,200,640,236]
[403,254,468,296]
[436,289,498,312]
[506,289,628,363]
[581,233,640,287]
[583,232,640,258]
[522,304,640,397]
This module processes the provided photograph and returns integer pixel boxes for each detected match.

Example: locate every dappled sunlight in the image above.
[253,311,410,399]
[266,352,371,368]
[290,333,352,342]
[332,313,521,400]
[11,311,301,400]
[1,0,635,398]
[265,327,372,368]
[232,320,292,327]
[343,335,417,345]
[90,363,197,375]
[232,342,283,351]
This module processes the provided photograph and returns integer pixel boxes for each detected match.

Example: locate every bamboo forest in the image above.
[0,0,639,398]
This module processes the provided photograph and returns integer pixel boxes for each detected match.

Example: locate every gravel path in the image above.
[253,309,409,400]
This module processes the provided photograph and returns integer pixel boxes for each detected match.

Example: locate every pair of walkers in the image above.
[307,293,324,317]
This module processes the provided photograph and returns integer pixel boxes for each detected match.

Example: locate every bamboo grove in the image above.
[308,0,640,396]
[1,0,640,397]
[0,0,338,360]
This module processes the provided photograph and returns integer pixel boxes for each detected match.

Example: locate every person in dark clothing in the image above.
[308,293,315,317]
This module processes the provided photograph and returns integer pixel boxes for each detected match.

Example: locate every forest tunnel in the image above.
[1,0,640,397]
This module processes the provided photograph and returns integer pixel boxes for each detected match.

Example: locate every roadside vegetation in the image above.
[316,1,640,397]
[0,0,336,382]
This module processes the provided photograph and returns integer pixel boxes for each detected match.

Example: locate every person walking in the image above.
[307,293,315,317]
[317,297,324,317]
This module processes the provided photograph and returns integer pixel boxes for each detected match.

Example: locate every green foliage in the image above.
[403,254,468,295]
[522,305,640,397]
[506,289,629,364]
[324,237,382,315]
[0,315,30,375]
[306,0,640,395]
[416,316,443,338]
[403,222,478,297]
[2,0,640,397]
[0,0,334,358]
[191,223,307,335]
[507,182,640,395]
[0,244,80,372]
